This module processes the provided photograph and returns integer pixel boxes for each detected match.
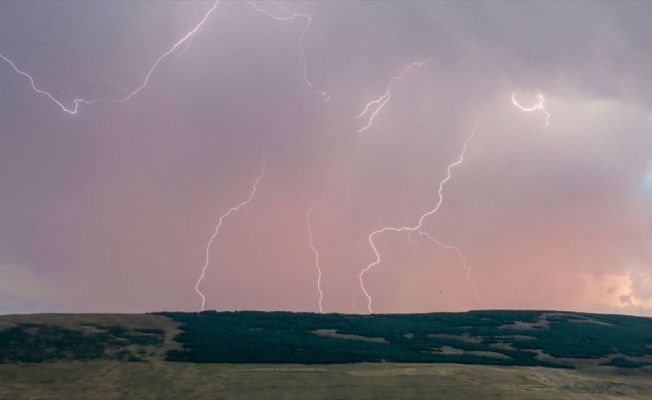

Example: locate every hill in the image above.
[159,310,652,368]
[0,310,651,399]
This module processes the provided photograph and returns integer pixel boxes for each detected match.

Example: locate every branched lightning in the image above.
[306,196,326,313]
[511,91,550,126]
[3,2,490,314]
[0,53,103,114]
[418,231,480,303]
[359,126,478,313]
[355,57,431,133]
[246,1,328,101]
[0,1,220,114]
[195,161,266,311]
[1,0,328,114]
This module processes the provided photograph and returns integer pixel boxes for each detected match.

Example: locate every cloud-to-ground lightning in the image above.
[195,161,266,311]
[511,91,551,126]
[354,58,431,133]
[418,232,480,304]
[306,196,326,313]
[0,1,220,114]
[246,1,328,101]
[359,127,478,313]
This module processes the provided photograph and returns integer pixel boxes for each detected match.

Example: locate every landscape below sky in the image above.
[1,1,652,316]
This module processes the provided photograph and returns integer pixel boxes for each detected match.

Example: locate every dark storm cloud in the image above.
[1,1,651,315]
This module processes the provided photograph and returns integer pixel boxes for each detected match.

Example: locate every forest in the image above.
[159,310,652,368]
[1,310,651,368]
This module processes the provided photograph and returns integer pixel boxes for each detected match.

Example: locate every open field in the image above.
[0,361,651,399]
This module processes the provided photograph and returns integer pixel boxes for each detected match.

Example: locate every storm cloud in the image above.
[1,1,651,315]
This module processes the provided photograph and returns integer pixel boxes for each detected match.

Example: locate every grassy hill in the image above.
[1,310,651,399]
[0,313,179,364]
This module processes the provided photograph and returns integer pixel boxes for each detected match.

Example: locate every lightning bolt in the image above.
[0,53,103,114]
[418,232,480,304]
[246,1,328,101]
[195,161,266,311]
[511,91,551,126]
[1,0,327,114]
[0,1,220,114]
[359,126,478,313]
[355,57,431,133]
[306,196,326,313]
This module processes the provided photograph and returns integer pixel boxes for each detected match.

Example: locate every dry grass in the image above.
[312,329,388,343]
[0,313,178,331]
[498,313,613,331]
[0,362,650,399]
[436,345,511,360]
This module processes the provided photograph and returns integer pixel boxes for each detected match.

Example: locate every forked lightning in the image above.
[195,162,266,311]
[359,127,479,313]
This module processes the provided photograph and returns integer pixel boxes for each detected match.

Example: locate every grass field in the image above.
[0,361,651,399]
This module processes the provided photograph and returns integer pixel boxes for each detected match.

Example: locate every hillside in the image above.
[1,310,652,399]
[159,310,652,368]
[1,310,652,368]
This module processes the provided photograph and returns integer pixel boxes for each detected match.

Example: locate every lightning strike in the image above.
[419,232,480,303]
[359,126,477,313]
[306,197,326,313]
[511,91,551,126]
[246,1,328,101]
[0,1,220,114]
[355,58,430,133]
[195,161,266,311]
[2,0,327,114]
[0,53,103,114]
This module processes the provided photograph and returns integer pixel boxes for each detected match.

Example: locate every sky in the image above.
[1,1,652,316]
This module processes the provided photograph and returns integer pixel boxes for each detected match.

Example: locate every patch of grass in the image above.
[0,313,177,331]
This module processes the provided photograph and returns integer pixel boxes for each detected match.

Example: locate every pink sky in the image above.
[1,1,652,316]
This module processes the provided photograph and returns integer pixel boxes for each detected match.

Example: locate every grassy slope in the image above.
[0,313,181,363]
[0,313,176,331]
